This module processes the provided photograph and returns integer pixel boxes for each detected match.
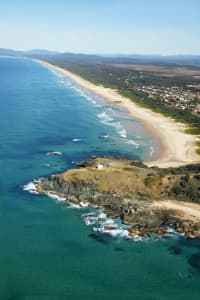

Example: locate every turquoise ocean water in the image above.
[0,57,199,299]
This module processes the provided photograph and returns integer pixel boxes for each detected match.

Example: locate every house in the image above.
[97,164,104,170]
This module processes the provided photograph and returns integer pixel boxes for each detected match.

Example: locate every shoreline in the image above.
[38,59,200,168]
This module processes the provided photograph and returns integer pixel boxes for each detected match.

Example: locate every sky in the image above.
[0,0,199,55]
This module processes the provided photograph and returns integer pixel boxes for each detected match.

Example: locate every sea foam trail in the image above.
[94,227,130,239]
[23,182,89,205]
[97,111,128,139]
[119,129,127,138]
[97,111,114,122]
[72,138,82,142]
[46,151,62,156]
[47,193,66,202]
[23,180,66,201]
[125,139,140,148]
[71,85,97,104]
[50,61,129,142]
[67,202,90,209]
[48,66,98,105]
[81,211,132,239]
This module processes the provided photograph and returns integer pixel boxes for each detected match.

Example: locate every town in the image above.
[134,84,200,115]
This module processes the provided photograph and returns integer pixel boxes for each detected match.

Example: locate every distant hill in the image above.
[0,48,23,56]
[60,52,100,61]
[97,54,200,66]
[0,48,200,65]
[0,48,60,57]
[26,49,60,56]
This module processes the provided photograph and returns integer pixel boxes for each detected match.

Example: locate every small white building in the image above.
[97,164,104,170]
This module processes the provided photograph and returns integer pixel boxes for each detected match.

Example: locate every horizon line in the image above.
[0,47,200,57]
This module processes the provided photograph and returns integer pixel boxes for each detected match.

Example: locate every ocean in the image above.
[0,56,199,299]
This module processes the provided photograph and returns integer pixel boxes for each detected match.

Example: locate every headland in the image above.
[35,157,200,239]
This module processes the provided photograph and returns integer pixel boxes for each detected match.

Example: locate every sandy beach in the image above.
[152,200,200,222]
[39,60,200,168]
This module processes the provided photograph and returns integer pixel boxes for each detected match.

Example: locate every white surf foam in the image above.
[83,215,97,226]
[81,92,97,104]
[119,128,127,138]
[23,181,39,194]
[80,202,89,207]
[93,226,130,239]
[67,201,89,209]
[67,202,82,209]
[47,193,66,201]
[150,146,154,157]
[98,212,107,219]
[102,218,114,225]
[46,151,62,156]
[109,121,122,130]
[71,86,97,104]
[82,210,133,239]
[99,135,109,140]
[47,71,97,104]
[98,113,128,139]
[125,139,140,147]
[97,111,114,122]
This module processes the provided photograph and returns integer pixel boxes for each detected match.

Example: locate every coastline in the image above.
[38,59,200,168]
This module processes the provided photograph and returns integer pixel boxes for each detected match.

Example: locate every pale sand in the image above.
[152,200,200,222]
[38,60,200,168]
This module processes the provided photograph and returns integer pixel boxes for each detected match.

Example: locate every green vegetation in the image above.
[195,141,200,155]
[144,175,161,187]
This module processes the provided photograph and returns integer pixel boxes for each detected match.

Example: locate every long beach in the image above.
[39,60,200,168]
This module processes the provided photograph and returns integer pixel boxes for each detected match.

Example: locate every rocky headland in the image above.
[35,157,200,239]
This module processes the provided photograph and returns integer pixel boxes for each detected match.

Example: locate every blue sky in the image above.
[0,0,199,54]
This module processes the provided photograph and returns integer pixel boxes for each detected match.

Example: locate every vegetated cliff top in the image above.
[59,157,200,203]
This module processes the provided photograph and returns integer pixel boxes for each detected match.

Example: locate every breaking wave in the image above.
[97,111,128,139]
[125,139,140,148]
[23,180,39,194]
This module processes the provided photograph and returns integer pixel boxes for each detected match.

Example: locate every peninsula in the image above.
[35,157,200,238]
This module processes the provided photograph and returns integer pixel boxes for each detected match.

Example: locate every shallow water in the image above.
[0,57,199,300]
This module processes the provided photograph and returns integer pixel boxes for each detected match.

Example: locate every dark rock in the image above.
[168,245,182,255]
[88,233,111,244]
[115,247,125,252]
[188,253,200,271]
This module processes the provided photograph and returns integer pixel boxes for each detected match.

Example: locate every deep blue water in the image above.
[0,57,199,300]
